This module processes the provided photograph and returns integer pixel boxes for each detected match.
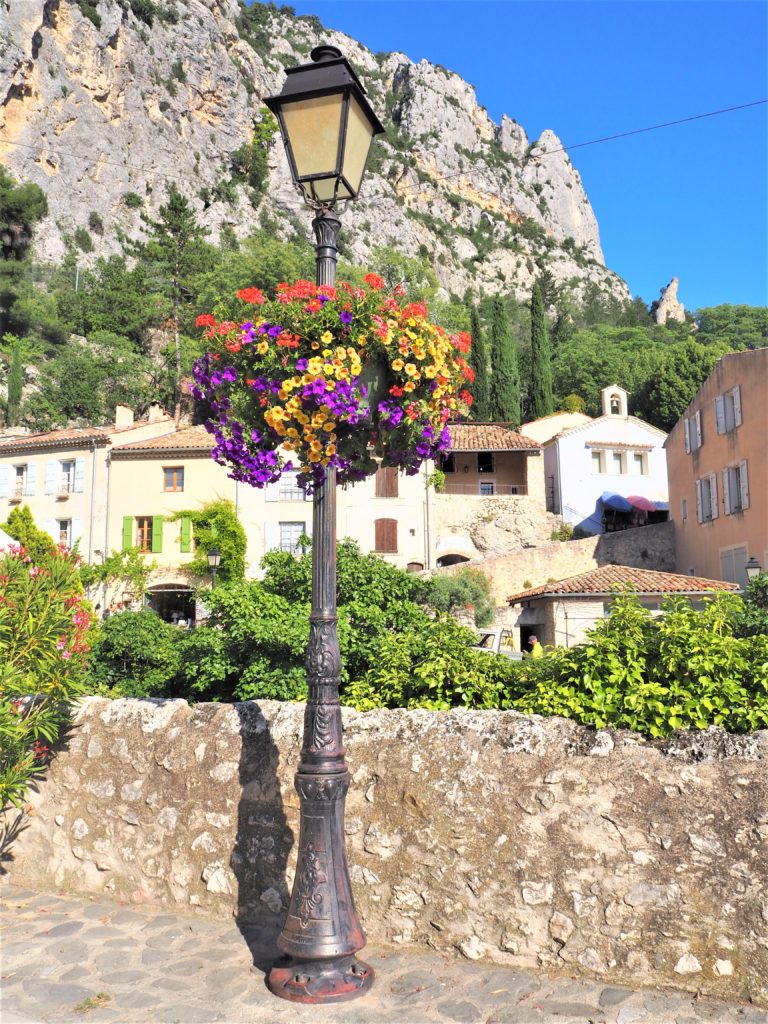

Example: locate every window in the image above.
[278,471,304,501]
[374,518,397,553]
[723,461,750,515]
[279,521,306,554]
[57,519,72,547]
[720,545,748,589]
[695,474,718,523]
[683,410,702,453]
[163,466,184,492]
[13,464,26,497]
[477,452,495,474]
[610,451,625,475]
[136,517,153,552]
[60,460,75,493]
[375,465,399,498]
[479,481,495,495]
[441,453,456,473]
[591,450,604,474]
[681,498,688,522]
[715,386,742,435]
[632,452,647,475]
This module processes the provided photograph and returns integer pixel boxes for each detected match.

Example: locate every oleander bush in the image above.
[0,544,92,814]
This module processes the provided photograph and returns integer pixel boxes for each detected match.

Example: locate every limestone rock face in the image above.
[654,277,686,324]
[0,0,630,304]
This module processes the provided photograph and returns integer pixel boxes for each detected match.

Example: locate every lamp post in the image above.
[265,45,383,1005]
[745,557,762,583]
[207,547,221,589]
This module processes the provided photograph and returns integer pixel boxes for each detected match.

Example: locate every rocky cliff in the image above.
[0,0,630,303]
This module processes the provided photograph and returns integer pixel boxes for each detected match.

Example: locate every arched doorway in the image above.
[145,583,196,627]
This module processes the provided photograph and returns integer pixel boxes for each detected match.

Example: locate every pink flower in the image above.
[61,650,71,661]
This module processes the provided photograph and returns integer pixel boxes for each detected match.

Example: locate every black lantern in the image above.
[745,556,762,583]
[265,45,385,206]
[207,547,221,589]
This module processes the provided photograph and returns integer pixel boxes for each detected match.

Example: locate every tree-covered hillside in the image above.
[0,166,765,433]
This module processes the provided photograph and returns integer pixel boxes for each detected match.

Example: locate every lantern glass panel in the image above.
[341,93,376,196]
[281,94,343,179]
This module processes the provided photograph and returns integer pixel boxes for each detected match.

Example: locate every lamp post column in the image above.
[268,208,373,1004]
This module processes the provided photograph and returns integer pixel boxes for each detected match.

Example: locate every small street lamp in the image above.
[265,46,383,1005]
[745,556,762,583]
[207,547,221,589]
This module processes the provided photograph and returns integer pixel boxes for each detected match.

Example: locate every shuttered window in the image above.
[375,466,399,498]
[374,518,397,553]
[136,517,153,552]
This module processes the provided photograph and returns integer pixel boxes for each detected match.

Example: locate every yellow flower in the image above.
[256,341,269,355]
[277,389,288,400]
[403,381,416,392]
[311,341,320,350]
[310,439,323,452]
[321,331,333,344]
[307,357,323,375]
[391,358,404,372]
[404,363,418,377]
[308,450,321,462]
[326,443,336,456]
[336,347,347,361]
[424,365,437,378]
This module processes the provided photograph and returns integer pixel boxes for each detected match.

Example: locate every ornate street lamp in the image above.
[207,547,221,589]
[745,556,762,583]
[264,46,384,1005]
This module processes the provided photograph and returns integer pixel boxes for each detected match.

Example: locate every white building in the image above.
[542,386,668,535]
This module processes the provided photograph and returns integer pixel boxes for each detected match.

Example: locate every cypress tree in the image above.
[528,281,554,419]
[488,296,520,426]
[467,302,490,419]
[5,337,23,426]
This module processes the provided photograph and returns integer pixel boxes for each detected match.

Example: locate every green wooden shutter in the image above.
[151,515,164,553]
[179,516,192,553]
[122,517,133,552]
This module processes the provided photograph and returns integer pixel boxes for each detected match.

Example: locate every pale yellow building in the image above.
[666,348,767,588]
[0,405,172,560]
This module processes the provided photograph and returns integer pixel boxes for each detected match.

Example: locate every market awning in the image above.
[627,495,657,512]
[600,491,632,512]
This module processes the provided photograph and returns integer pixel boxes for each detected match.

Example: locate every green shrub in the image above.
[123,191,143,208]
[86,610,181,697]
[88,211,104,235]
[0,545,92,812]
[503,591,768,737]
[73,227,93,252]
[2,506,56,564]
[170,59,186,83]
[427,567,495,627]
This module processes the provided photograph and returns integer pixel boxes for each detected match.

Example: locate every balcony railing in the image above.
[440,482,528,496]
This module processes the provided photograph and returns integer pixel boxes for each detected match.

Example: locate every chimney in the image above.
[147,403,168,423]
[114,404,135,428]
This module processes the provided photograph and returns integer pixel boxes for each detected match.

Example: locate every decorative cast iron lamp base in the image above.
[269,954,374,1004]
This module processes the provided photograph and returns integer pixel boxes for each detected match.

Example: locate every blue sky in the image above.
[287,1,767,311]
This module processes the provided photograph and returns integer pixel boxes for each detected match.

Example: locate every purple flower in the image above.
[296,358,309,372]
[339,310,353,324]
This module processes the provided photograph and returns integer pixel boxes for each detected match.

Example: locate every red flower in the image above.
[195,313,216,328]
[364,273,384,291]
[389,385,404,397]
[460,389,474,406]
[463,365,475,383]
[402,302,428,321]
[453,331,472,353]
[236,287,265,305]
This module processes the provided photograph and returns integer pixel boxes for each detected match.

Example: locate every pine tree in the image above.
[528,281,554,419]
[488,296,520,426]
[129,184,211,424]
[467,302,490,419]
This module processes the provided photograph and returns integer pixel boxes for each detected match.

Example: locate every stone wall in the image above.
[3,698,766,1005]
[438,521,676,610]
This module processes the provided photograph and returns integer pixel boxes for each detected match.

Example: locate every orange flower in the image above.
[236,287,265,305]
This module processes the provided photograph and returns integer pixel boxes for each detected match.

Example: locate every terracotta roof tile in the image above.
[0,427,110,451]
[507,565,739,604]
[448,423,539,452]
[111,425,213,454]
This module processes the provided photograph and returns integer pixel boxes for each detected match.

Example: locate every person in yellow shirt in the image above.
[526,634,544,659]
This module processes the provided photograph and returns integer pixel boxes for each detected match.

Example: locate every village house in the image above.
[540,386,669,535]
[506,564,738,649]
[665,347,767,589]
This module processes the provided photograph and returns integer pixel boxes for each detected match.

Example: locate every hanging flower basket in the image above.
[192,275,474,490]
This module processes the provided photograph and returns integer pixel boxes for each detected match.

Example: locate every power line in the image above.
[359,99,768,203]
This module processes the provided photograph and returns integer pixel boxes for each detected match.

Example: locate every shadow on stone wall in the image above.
[231,702,294,975]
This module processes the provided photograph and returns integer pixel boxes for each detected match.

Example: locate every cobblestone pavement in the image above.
[1,886,766,1024]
